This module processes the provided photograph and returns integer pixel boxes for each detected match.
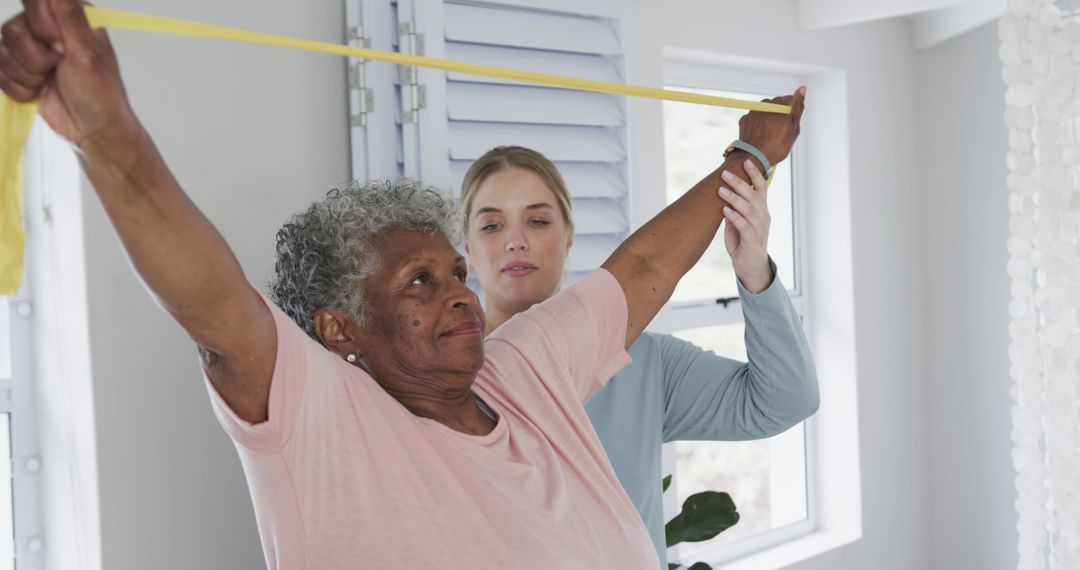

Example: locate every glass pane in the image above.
[663,87,797,303]
[669,324,808,559]
[0,413,11,570]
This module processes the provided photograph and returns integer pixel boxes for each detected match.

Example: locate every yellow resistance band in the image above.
[0,6,793,294]
[83,7,792,115]
[0,98,36,295]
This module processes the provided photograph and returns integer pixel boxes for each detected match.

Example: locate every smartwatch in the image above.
[723,140,773,181]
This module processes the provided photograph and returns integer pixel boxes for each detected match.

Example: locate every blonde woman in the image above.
[461,144,819,565]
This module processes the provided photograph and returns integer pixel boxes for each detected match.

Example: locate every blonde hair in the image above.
[460,146,573,231]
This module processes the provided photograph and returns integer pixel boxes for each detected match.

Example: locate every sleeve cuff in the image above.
[736,256,782,301]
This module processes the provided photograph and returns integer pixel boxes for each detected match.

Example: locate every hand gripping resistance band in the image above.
[0,6,793,294]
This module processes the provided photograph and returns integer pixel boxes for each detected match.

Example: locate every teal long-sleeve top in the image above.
[585,266,820,567]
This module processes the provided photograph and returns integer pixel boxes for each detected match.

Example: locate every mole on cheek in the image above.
[411,320,421,327]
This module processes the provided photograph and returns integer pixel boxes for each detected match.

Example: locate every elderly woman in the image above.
[0,0,804,568]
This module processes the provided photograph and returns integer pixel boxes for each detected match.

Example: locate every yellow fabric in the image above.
[0,6,795,292]
[0,97,36,295]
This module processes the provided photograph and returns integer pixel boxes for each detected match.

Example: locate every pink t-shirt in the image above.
[205,269,659,569]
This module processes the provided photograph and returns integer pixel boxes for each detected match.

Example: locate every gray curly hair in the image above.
[268,179,462,341]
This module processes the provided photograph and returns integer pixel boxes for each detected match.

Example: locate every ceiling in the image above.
[797,0,1006,49]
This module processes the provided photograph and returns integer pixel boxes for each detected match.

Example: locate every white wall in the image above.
[647,1,930,568]
[915,23,1016,570]
[76,1,350,567]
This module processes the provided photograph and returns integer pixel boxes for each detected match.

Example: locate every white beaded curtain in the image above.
[1001,1,1080,568]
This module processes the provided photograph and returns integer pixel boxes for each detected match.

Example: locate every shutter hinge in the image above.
[347,25,374,127]
[398,21,426,123]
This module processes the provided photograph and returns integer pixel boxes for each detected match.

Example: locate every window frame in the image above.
[662,61,810,310]
[15,120,102,570]
[7,288,39,569]
[7,135,45,570]
[657,60,818,566]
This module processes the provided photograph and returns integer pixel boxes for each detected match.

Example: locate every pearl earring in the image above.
[346,354,357,363]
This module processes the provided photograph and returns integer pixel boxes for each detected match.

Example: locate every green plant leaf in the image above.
[667,564,681,570]
[664,491,739,547]
[663,475,672,493]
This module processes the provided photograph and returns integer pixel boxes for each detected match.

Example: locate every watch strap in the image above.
[726,140,773,180]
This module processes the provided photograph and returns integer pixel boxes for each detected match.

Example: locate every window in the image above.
[663,87,798,303]
[668,324,809,554]
[660,73,813,565]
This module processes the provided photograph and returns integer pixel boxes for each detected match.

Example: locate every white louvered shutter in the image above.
[346,0,402,180]
[400,0,633,282]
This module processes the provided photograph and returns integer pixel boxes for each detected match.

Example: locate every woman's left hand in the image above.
[718,159,773,294]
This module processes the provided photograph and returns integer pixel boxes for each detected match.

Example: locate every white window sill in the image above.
[717,529,860,570]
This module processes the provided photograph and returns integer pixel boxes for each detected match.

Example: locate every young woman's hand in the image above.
[718,159,773,293]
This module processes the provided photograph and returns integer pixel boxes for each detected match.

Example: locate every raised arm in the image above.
[602,88,806,348]
[659,268,820,441]
[1,0,275,421]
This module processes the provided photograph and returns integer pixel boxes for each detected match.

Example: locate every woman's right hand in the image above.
[1,0,139,150]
